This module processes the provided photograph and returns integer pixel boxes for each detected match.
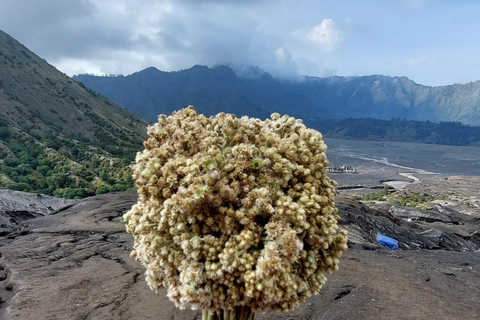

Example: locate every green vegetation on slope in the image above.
[0,30,149,198]
[353,188,446,209]
[0,122,135,197]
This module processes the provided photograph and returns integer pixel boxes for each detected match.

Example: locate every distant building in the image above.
[327,165,357,173]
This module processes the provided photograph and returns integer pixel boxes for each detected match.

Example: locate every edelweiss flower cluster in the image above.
[124,106,347,313]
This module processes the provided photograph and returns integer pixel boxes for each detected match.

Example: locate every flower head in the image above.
[124,106,347,312]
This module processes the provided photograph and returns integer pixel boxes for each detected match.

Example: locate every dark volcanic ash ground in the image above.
[0,190,478,320]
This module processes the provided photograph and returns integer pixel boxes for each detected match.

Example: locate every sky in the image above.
[1,0,480,86]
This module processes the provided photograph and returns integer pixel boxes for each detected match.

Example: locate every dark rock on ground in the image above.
[336,196,478,252]
[0,191,199,320]
[389,206,451,223]
[0,191,479,320]
[0,210,44,229]
[0,190,78,215]
[431,203,479,224]
[471,231,480,247]
[0,190,78,229]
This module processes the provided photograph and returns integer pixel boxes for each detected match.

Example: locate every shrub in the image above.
[7,182,32,192]
[4,158,20,167]
[95,185,111,195]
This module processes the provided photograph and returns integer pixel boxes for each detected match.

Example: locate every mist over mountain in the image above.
[0,30,148,197]
[74,65,480,126]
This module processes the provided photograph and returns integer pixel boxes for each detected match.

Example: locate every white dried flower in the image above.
[124,106,347,313]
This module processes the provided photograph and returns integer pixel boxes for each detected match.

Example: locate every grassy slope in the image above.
[0,30,149,198]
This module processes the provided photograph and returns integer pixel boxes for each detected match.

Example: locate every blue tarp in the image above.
[376,232,399,250]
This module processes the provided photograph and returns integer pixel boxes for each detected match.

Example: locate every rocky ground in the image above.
[0,190,77,230]
[406,176,480,216]
[0,191,478,320]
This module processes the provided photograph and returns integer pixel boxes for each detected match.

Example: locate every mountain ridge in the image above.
[74,65,480,126]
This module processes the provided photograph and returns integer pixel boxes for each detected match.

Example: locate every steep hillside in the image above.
[75,65,480,126]
[0,30,149,197]
[290,75,480,125]
[75,65,273,121]
[290,75,435,121]
[428,81,480,125]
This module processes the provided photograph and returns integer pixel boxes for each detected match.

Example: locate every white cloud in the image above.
[274,46,291,62]
[406,55,437,68]
[0,0,346,78]
[307,19,343,50]
[54,58,103,76]
[270,46,298,78]
[321,66,338,77]
[2,0,479,85]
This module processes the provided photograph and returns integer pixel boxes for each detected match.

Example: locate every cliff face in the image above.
[428,81,480,125]
[0,191,478,319]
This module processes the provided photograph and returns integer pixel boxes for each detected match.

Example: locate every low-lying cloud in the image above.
[2,0,480,85]
[308,19,343,50]
[0,0,343,78]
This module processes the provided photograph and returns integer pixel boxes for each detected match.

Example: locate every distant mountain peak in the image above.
[229,64,269,80]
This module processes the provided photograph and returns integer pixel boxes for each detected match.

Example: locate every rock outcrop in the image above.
[338,197,479,252]
[0,190,77,216]
[0,190,78,233]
